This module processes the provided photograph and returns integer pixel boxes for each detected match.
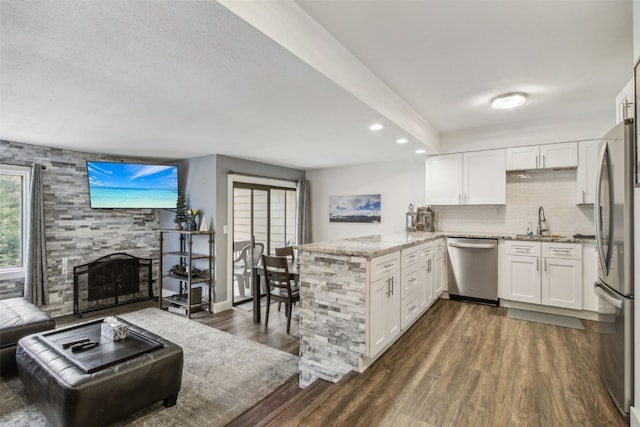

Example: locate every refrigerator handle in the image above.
[594,282,624,309]
[594,141,608,274]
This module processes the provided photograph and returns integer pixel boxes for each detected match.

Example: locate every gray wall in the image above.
[0,140,168,316]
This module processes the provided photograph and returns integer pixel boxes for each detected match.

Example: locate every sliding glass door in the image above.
[232,183,297,306]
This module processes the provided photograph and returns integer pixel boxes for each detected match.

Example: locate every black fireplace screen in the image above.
[74,253,153,316]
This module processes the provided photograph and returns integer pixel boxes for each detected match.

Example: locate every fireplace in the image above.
[73,253,153,316]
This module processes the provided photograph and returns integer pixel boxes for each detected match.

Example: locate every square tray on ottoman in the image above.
[16,317,183,427]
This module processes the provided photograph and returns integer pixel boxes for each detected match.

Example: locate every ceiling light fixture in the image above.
[396,138,408,144]
[415,149,426,154]
[490,92,527,109]
[369,123,384,131]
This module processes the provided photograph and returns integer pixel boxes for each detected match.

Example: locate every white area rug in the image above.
[0,308,299,426]
[507,308,585,330]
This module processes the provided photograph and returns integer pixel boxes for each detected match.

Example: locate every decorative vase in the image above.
[187,221,197,231]
[175,223,183,230]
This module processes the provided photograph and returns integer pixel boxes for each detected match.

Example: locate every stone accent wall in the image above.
[298,250,368,388]
[0,140,161,317]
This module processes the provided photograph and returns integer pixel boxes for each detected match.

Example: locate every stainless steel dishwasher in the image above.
[447,237,498,305]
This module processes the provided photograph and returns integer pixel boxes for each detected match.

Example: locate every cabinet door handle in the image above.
[545,259,547,272]
[458,193,462,204]
[536,155,539,168]
[386,277,391,297]
[582,190,586,203]
[536,258,539,271]
[543,155,546,168]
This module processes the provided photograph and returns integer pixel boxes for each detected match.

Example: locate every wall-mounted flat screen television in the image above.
[87,161,178,208]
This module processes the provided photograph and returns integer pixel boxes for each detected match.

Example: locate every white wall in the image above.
[634,0,640,63]
[307,158,425,242]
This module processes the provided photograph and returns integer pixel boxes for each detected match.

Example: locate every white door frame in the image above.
[225,174,297,310]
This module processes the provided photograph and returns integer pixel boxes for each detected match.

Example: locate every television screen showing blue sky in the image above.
[87,162,177,190]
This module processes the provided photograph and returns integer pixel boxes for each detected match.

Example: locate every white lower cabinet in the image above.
[418,242,434,311]
[541,257,582,309]
[582,243,598,312]
[504,254,541,304]
[401,246,421,330]
[368,252,401,358]
[503,240,582,310]
[433,239,447,297]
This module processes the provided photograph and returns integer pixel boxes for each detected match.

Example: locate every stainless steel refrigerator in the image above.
[594,118,635,420]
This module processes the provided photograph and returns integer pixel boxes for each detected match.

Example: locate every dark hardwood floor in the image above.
[56,298,626,427]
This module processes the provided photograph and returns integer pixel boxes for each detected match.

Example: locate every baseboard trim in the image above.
[500,299,598,321]
[631,406,640,427]
[213,300,233,313]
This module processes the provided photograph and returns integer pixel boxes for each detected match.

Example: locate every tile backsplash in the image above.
[433,169,594,236]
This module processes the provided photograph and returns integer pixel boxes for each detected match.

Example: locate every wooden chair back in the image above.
[274,246,295,263]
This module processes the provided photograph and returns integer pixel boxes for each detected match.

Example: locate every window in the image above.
[0,165,30,279]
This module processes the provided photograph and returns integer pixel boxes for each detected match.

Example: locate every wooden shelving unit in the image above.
[159,229,214,318]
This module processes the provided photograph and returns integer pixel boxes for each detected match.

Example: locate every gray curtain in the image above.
[24,164,49,306]
[296,179,312,244]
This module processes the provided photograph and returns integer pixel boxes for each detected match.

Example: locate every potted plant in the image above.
[187,208,198,230]
[174,195,186,229]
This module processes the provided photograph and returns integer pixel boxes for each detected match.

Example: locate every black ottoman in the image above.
[0,297,55,375]
[17,319,183,427]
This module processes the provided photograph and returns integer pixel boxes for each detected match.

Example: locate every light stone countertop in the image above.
[298,231,596,258]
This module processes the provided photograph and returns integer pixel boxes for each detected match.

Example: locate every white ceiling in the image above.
[0,1,633,170]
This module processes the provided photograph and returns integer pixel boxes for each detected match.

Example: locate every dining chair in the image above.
[274,246,295,263]
[233,240,251,297]
[233,240,265,298]
[262,255,300,334]
[274,246,297,312]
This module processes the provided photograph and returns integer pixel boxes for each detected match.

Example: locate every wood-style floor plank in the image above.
[285,300,625,427]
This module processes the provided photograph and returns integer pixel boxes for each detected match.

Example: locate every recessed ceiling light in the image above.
[490,92,527,109]
[369,123,384,131]
[396,138,408,144]
[416,149,426,154]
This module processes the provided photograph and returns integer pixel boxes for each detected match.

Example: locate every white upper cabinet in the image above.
[425,153,463,205]
[540,142,578,169]
[426,149,505,205]
[615,78,633,124]
[463,150,506,205]
[576,140,601,204]
[506,142,577,171]
[505,146,539,171]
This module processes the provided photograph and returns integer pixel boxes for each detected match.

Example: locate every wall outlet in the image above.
[223,225,228,234]
[61,257,68,275]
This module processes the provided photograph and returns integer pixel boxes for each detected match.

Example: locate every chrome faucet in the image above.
[538,206,549,236]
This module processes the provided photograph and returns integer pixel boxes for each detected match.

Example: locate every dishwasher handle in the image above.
[448,241,497,249]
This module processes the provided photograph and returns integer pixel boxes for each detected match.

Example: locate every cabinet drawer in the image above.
[418,242,433,266]
[505,240,541,256]
[401,288,420,330]
[401,246,420,269]
[434,238,445,253]
[401,267,420,299]
[542,242,581,260]
[370,251,401,282]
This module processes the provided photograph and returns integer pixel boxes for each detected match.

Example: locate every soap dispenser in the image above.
[526,223,533,236]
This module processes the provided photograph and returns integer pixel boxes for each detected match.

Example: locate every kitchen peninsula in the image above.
[297,232,446,388]
[297,231,597,388]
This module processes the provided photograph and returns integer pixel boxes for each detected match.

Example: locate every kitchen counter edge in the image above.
[298,232,595,258]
